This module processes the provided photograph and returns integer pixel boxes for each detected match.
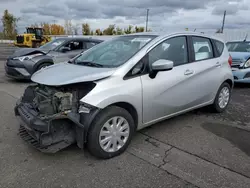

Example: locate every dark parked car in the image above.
[5,37,103,80]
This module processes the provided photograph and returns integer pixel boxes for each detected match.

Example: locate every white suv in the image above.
[15,32,233,159]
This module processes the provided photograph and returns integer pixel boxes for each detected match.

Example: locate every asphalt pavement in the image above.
[0,60,250,188]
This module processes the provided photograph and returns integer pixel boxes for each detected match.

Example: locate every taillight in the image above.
[228,55,232,67]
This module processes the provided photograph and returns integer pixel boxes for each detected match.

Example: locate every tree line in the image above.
[0,9,152,40]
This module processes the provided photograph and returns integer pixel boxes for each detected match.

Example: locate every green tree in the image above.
[135,26,145,33]
[103,24,116,35]
[82,23,91,35]
[1,9,19,39]
[124,25,133,34]
[95,28,103,35]
[40,22,51,35]
[64,19,73,35]
[0,32,3,39]
[116,26,123,35]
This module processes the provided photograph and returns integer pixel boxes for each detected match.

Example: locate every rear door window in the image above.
[63,40,83,51]
[191,37,214,61]
[85,42,98,49]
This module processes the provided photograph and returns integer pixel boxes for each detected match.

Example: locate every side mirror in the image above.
[152,59,174,71]
[61,47,70,53]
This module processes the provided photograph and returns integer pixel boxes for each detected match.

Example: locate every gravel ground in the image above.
[0,60,250,188]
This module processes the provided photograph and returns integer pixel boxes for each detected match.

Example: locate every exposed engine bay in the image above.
[22,82,95,117]
[15,82,97,153]
[32,85,75,116]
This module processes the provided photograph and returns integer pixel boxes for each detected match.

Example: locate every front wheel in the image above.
[87,106,135,159]
[36,63,52,72]
[211,82,231,113]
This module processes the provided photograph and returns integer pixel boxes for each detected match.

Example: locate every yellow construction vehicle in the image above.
[14,27,52,48]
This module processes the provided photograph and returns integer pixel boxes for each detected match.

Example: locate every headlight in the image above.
[13,53,43,62]
[244,59,250,68]
[78,102,95,114]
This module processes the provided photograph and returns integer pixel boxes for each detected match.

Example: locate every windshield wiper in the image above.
[75,61,104,67]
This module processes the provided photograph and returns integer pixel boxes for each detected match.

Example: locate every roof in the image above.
[51,31,224,43]
[124,31,224,42]
[226,40,250,43]
[53,37,103,43]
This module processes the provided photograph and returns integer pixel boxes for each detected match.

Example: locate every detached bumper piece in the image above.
[19,126,71,153]
[15,101,81,153]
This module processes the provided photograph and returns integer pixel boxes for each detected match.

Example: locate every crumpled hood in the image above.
[8,48,50,59]
[229,52,250,62]
[31,62,116,86]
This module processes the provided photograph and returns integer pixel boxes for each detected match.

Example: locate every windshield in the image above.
[27,28,35,34]
[39,38,65,50]
[226,42,250,52]
[73,35,157,68]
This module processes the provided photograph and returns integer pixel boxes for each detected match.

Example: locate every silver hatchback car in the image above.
[15,32,233,159]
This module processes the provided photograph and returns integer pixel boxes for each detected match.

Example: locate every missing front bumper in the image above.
[18,125,73,153]
[15,101,85,153]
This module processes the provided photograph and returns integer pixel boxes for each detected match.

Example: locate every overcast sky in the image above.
[0,0,249,33]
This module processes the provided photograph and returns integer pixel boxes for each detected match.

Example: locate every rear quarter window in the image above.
[214,40,224,56]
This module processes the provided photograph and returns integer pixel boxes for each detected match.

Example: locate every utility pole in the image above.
[221,10,226,33]
[146,9,149,32]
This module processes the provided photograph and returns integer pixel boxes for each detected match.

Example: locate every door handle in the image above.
[184,69,194,75]
[215,62,221,67]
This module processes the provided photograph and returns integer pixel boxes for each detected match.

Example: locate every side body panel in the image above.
[79,33,233,130]
[80,76,143,130]
[22,55,54,74]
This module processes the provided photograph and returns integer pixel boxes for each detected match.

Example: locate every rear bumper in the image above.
[232,67,250,83]
[14,100,83,153]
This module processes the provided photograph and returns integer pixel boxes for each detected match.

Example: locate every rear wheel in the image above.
[87,106,135,159]
[211,82,231,113]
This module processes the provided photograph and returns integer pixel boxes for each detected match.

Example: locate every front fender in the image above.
[80,76,143,127]
[31,55,54,73]
[21,55,54,74]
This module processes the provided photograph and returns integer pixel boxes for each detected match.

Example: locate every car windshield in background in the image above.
[39,38,65,50]
[73,35,157,68]
[226,42,250,52]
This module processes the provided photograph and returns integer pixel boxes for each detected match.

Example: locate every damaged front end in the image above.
[14,82,98,153]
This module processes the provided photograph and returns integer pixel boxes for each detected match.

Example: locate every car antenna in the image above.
[243,33,248,42]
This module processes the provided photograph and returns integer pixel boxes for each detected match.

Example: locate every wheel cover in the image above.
[99,116,130,153]
[218,87,230,109]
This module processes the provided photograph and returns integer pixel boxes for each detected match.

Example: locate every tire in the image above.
[36,63,52,72]
[211,82,231,113]
[87,106,136,159]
